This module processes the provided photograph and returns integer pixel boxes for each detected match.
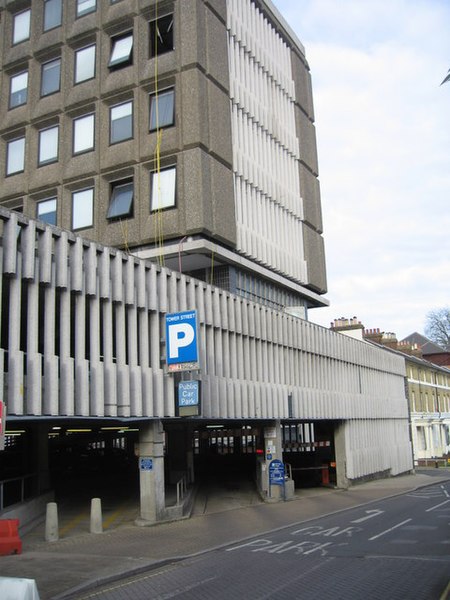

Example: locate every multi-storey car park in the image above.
[0,0,413,526]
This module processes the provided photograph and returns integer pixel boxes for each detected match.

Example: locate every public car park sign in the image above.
[165,310,199,372]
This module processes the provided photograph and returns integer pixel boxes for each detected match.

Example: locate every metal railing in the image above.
[176,474,188,505]
[0,473,35,511]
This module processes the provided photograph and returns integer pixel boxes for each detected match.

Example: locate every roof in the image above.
[401,332,446,355]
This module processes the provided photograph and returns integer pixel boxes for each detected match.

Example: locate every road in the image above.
[77,479,450,599]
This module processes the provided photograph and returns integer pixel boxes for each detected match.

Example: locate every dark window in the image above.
[75,44,96,83]
[38,126,59,165]
[13,10,31,45]
[72,188,94,230]
[77,0,96,18]
[6,137,25,175]
[107,180,133,219]
[44,0,62,31]
[73,113,95,154]
[149,89,175,131]
[37,198,57,225]
[108,33,133,69]
[41,58,61,96]
[110,101,133,144]
[150,167,176,211]
[10,71,28,108]
[149,14,174,58]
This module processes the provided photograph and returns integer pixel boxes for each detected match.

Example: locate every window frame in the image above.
[110,101,133,144]
[43,0,62,32]
[72,187,94,230]
[40,57,61,97]
[37,197,57,226]
[108,32,133,69]
[72,113,95,155]
[149,88,175,131]
[6,137,26,176]
[9,70,29,109]
[74,44,96,84]
[76,0,97,18]
[38,125,59,166]
[107,180,134,220]
[149,14,174,58]
[150,166,177,211]
[13,9,31,45]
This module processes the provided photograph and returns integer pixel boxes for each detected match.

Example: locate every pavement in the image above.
[1,468,449,600]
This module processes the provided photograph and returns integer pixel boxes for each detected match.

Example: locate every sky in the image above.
[272,0,450,340]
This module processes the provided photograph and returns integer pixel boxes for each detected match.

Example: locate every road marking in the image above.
[368,518,412,541]
[351,509,384,523]
[426,499,450,512]
[442,485,450,499]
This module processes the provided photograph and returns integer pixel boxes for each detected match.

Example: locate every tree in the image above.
[425,307,450,350]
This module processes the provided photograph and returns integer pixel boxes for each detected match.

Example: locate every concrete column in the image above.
[135,420,166,525]
[166,425,193,484]
[334,421,349,489]
[33,424,50,495]
[259,420,284,500]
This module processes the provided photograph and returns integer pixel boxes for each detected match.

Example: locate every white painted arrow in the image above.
[351,509,384,523]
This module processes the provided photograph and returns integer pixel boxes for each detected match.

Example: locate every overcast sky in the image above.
[272,0,450,340]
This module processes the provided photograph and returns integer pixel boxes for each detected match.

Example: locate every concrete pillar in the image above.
[33,424,50,495]
[135,420,166,525]
[166,425,192,484]
[334,421,349,489]
[259,420,284,500]
[45,502,58,542]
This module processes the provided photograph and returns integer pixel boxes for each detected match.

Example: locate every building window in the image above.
[73,114,94,154]
[41,58,61,97]
[13,9,31,45]
[149,89,175,131]
[107,180,133,219]
[77,0,96,18]
[108,32,133,69]
[110,101,133,144]
[149,14,174,58]
[38,126,59,166]
[6,137,25,175]
[37,198,57,226]
[150,167,176,211]
[44,0,62,31]
[75,44,96,83]
[10,71,28,108]
[72,188,94,230]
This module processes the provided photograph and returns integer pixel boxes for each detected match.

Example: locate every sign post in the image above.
[177,380,201,417]
[165,310,199,372]
[268,459,285,500]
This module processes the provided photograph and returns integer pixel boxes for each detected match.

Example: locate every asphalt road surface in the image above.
[77,479,450,599]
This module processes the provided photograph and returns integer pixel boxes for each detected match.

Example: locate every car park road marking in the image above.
[369,518,412,541]
[351,509,384,523]
[426,499,450,512]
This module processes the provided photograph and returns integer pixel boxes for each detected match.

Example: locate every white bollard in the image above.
[90,497,103,534]
[45,502,59,542]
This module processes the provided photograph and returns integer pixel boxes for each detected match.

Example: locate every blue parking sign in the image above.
[166,310,198,366]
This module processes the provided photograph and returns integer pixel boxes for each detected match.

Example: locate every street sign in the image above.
[178,381,200,406]
[139,458,153,471]
[269,459,285,486]
[165,310,199,371]
[176,380,201,417]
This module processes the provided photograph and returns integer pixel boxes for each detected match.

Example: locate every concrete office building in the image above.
[0,0,413,525]
[0,0,326,317]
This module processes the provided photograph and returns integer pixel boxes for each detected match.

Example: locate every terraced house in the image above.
[0,0,413,525]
